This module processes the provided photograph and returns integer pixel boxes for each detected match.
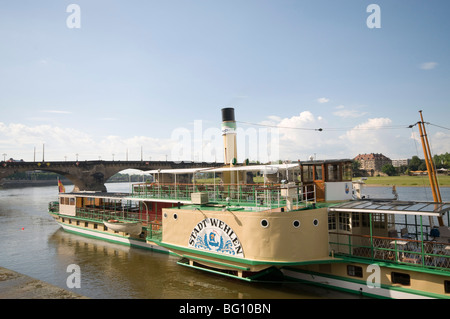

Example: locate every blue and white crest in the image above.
[188,218,244,257]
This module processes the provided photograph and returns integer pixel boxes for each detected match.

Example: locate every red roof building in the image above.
[354,153,392,175]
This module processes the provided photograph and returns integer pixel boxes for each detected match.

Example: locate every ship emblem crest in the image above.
[188,218,244,257]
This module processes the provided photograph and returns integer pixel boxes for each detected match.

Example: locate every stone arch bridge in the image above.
[0,160,222,192]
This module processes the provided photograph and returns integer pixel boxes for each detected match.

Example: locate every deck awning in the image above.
[145,164,299,175]
[145,168,213,174]
[328,200,450,217]
[204,163,299,174]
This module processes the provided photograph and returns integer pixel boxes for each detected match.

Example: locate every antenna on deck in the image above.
[417,110,444,225]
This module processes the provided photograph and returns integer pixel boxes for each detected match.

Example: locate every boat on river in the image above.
[49,108,450,299]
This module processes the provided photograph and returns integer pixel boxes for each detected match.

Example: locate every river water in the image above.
[0,183,449,299]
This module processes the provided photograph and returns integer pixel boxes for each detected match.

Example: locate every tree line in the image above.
[382,153,450,176]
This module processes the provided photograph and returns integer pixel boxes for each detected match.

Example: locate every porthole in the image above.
[163,213,167,218]
[261,219,269,228]
[293,220,300,228]
[313,219,319,226]
[173,213,178,220]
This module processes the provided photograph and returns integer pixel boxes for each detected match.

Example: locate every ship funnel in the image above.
[221,107,237,165]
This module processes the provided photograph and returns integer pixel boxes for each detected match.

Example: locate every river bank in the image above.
[0,267,86,299]
[0,179,72,189]
[353,175,450,187]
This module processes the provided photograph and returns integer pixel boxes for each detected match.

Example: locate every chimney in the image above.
[221,107,237,165]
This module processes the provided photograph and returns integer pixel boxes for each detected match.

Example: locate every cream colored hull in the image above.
[158,205,334,273]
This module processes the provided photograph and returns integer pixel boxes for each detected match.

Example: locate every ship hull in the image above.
[51,213,168,254]
[282,262,450,299]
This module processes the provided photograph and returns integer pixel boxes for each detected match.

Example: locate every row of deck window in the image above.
[61,217,116,233]
[347,265,450,293]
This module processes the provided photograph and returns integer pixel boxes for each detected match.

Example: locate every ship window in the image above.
[93,223,98,229]
[391,272,410,286]
[362,214,370,227]
[261,219,269,228]
[445,281,450,294]
[302,165,313,182]
[84,222,89,227]
[69,198,75,206]
[347,265,363,278]
[352,213,360,227]
[373,214,386,229]
[328,213,336,230]
[327,164,340,182]
[338,213,351,232]
[293,220,300,228]
[314,165,323,181]
[313,219,319,226]
[343,163,352,181]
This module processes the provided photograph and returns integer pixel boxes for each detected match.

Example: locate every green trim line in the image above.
[283,266,450,299]
[283,271,388,299]
[155,240,344,267]
[177,259,255,282]
[335,254,450,278]
[182,254,250,271]
[55,220,169,254]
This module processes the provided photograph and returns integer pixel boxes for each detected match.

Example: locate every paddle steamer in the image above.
[49,108,450,298]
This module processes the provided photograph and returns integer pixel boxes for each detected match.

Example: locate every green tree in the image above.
[409,156,423,171]
[381,164,396,176]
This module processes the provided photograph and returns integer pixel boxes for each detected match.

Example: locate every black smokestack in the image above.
[221,108,235,122]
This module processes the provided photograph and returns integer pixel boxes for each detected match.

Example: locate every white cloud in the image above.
[252,114,420,161]
[333,105,367,118]
[420,62,438,70]
[339,118,415,158]
[2,116,447,165]
[317,97,330,103]
[429,131,450,156]
[256,111,335,161]
[0,122,175,162]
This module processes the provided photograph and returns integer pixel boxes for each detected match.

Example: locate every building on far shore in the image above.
[354,153,392,176]
[392,159,411,168]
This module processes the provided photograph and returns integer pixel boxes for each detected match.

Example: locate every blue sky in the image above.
[0,1,449,163]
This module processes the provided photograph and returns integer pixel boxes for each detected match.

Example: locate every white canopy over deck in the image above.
[145,163,299,175]
[329,200,450,217]
[145,167,214,174]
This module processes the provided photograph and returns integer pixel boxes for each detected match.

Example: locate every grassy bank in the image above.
[353,175,450,187]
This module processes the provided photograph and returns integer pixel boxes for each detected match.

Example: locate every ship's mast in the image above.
[417,110,444,226]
